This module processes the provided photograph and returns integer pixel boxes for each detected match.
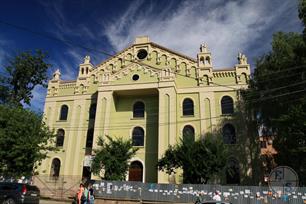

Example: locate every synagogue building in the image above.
[37,36,251,184]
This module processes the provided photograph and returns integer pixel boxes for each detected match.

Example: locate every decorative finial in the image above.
[84,55,91,64]
[237,52,247,65]
[200,43,208,53]
[53,69,61,80]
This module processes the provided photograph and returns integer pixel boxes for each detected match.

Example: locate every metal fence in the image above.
[91,180,306,204]
[32,175,81,199]
[3,176,306,203]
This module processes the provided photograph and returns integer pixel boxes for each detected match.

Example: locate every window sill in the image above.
[181,115,195,118]
[56,120,68,122]
[131,117,145,120]
[221,113,234,116]
[133,145,144,148]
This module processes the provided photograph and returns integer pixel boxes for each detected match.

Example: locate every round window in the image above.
[137,49,148,60]
[132,74,139,81]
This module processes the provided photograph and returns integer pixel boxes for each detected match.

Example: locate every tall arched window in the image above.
[183,98,194,116]
[59,105,68,120]
[128,161,143,182]
[183,125,195,142]
[50,158,61,178]
[226,158,240,184]
[132,127,144,146]
[89,104,96,119]
[221,96,234,114]
[133,101,145,118]
[56,129,65,147]
[222,124,236,144]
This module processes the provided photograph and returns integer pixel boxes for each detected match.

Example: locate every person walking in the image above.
[88,183,95,204]
[76,183,85,204]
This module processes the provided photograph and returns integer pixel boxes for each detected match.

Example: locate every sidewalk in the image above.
[40,199,71,204]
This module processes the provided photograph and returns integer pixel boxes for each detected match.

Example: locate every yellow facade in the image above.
[38,36,251,184]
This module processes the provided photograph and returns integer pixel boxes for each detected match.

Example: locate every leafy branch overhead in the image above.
[0,50,50,106]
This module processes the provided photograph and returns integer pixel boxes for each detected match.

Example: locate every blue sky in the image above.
[0,0,303,112]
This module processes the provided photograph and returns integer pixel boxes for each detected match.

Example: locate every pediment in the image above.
[93,41,197,80]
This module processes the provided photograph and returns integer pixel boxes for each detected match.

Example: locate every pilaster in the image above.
[157,85,177,183]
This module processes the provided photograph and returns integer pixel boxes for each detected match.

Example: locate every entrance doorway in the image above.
[128,161,143,182]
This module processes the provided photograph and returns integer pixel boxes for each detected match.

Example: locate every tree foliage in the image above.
[0,105,56,177]
[91,135,138,181]
[158,134,228,184]
[242,4,306,184]
[0,50,50,106]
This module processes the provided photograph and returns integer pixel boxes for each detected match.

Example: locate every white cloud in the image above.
[29,85,47,112]
[103,0,302,68]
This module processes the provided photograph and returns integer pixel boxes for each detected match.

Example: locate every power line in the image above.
[1,19,306,121]
[1,19,306,97]
[48,93,305,132]
[0,19,242,91]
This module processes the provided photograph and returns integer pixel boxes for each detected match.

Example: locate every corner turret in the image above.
[197,43,213,86]
[78,55,94,78]
[235,52,250,84]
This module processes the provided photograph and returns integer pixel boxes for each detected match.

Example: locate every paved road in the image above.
[40,199,71,204]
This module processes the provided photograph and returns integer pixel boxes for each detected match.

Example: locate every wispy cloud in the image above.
[103,0,303,68]
[28,85,46,113]
[39,1,97,80]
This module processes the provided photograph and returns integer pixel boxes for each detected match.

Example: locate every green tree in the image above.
[91,135,138,181]
[242,6,306,183]
[158,134,228,184]
[0,50,50,106]
[299,0,306,39]
[0,105,56,177]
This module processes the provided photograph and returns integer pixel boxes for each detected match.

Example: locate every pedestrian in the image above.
[195,191,204,204]
[212,191,221,201]
[77,183,85,204]
[83,184,89,204]
[88,183,95,204]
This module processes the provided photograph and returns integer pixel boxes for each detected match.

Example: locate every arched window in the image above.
[200,57,205,64]
[183,98,194,116]
[183,125,195,142]
[56,129,65,147]
[205,56,210,65]
[89,104,96,119]
[132,127,144,146]
[241,73,247,83]
[59,105,68,120]
[133,101,145,118]
[81,68,84,75]
[222,124,236,144]
[50,158,61,178]
[128,161,143,182]
[203,75,209,85]
[226,158,240,184]
[221,96,234,114]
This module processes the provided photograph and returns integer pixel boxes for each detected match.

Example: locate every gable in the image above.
[92,42,198,86]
